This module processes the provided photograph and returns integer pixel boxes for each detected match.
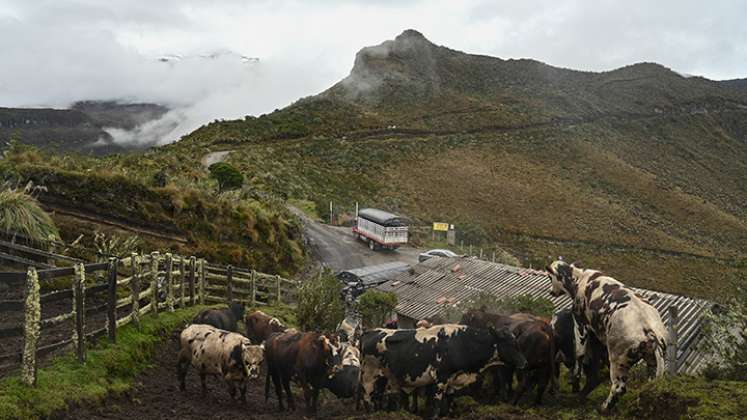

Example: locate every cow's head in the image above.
[546,260,575,298]
[489,326,527,370]
[241,342,264,379]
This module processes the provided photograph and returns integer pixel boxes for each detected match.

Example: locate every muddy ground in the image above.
[53,329,554,419]
[54,331,396,420]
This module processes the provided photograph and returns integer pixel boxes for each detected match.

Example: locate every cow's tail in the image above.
[655,335,667,377]
[647,330,667,378]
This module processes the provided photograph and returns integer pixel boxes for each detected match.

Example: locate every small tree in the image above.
[209,162,244,192]
[358,289,398,328]
[296,270,345,332]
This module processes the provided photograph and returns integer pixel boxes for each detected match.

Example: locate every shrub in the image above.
[0,182,60,242]
[208,162,244,192]
[700,281,747,381]
[296,270,345,332]
[439,292,555,322]
[357,289,398,328]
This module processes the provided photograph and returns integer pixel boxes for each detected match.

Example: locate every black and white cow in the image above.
[546,261,668,413]
[360,324,527,418]
[324,343,361,401]
[551,308,607,395]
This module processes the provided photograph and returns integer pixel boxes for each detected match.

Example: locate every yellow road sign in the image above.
[433,222,449,232]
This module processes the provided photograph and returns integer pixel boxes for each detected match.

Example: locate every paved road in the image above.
[288,206,421,272]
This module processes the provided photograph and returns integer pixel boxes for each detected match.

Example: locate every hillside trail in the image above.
[201,150,232,168]
[41,202,188,244]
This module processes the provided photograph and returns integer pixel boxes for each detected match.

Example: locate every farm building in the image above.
[337,261,410,296]
[376,256,715,375]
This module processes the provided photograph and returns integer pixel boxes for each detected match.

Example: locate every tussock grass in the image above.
[0,184,59,242]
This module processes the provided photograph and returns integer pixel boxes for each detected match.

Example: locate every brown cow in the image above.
[509,318,556,405]
[264,330,340,414]
[461,310,556,404]
[245,310,286,344]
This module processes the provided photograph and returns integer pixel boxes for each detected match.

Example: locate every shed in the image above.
[377,256,715,375]
[337,261,411,288]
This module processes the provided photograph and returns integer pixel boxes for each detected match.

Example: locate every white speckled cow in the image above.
[177,324,264,402]
[546,261,668,413]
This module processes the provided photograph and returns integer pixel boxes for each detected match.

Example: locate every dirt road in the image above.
[288,206,421,272]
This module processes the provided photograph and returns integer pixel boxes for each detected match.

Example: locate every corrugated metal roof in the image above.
[377,256,714,375]
[337,261,411,286]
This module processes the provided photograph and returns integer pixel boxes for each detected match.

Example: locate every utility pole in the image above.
[329,201,333,225]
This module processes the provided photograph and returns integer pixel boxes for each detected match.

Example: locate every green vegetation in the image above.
[0,182,60,242]
[357,289,398,328]
[700,282,747,381]
[0,143,305,275]
[296,270,345,331]
[0,306,205,420]
[441,292,555,322]
[208,162,243,192]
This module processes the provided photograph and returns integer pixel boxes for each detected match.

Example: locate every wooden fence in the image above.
[0,251,298,385]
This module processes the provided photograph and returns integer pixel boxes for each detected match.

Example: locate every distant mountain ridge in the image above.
[174,30,747,300]
[0,101,168,155]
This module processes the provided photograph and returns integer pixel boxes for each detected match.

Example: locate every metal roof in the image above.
[357,208,407,227]
[337,261,411,287]
[376,256,715,375]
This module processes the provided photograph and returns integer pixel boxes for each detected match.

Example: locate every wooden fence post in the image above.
[667,305,679,375]
[106,257,118,343]
[198,259,206,305]
[226,265,233,303]
[165,253,174,312]
[150,252,159,317]
[179,257,186,308]
[251,270,256,306]
[189,256,196,306]
[276,275,281,305]
[131,253,141,328]
[73,262,86,363]
[21,266,41,386]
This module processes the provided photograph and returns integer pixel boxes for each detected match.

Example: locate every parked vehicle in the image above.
[352,208,408,250]
[418,248,458,263]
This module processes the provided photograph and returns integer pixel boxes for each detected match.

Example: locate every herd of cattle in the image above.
[176,260,670,417]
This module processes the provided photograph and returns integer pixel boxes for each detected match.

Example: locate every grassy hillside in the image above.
[2,30,744,297]
[147,30,746,300]
[0,143,305,275]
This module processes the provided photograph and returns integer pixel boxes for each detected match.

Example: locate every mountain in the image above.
[0,101,168,155]
[4,30,746,298]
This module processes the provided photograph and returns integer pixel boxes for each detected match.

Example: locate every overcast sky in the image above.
[1,0,745,144]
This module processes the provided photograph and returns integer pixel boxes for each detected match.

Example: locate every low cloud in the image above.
[1,1,746,145]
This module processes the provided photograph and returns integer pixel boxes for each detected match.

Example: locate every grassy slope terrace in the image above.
[0,144,305,276]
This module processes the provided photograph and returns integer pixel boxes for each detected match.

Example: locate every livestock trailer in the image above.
[353,208,408,250]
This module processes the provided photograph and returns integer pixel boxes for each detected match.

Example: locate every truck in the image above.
[352,208,408,250]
